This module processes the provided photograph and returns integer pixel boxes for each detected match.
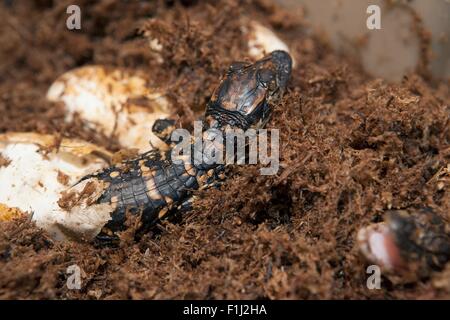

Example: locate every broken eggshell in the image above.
[47,66,171,153]
[0,132,114,241]
[243,20,295,66]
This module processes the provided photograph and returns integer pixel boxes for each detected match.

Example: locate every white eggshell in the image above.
[47,66,171,152]
[0,133,114,241]
[244,21,295,66]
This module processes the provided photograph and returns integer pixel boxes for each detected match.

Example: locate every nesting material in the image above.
[0,133,114,241]
[144,19,294,66]
[47,66,171,152]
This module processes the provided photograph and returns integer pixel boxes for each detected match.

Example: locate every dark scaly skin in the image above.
[78,51,292,243]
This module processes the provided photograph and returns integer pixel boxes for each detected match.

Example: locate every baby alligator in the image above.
[78,51,293,243]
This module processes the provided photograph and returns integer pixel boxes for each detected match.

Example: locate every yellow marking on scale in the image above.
[110,171,120,178]
[158,207,169,219]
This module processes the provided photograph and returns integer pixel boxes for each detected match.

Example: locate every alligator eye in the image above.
[228,61,248,74]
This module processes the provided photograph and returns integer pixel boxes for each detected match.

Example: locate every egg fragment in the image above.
[243,21,295,66]
[47,66,171,153]
[0,132,114,241]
